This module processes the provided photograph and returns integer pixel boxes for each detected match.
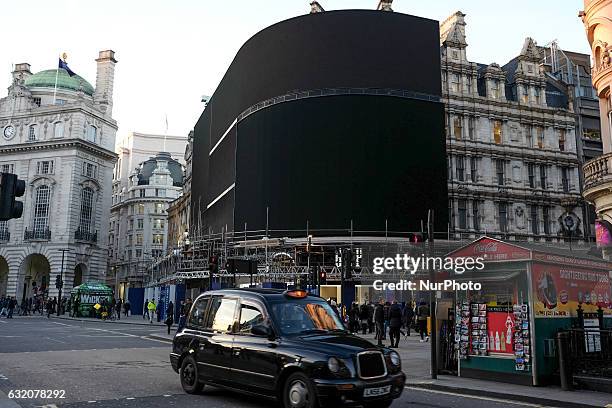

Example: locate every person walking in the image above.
[388,300,402,348]
[165,301,174,335]
[116,298,122,320]
[46,298,53,318]
[143,299,149,320]
[359,302,369,335]
[125,299,131,317]
[417,300,430,342]
[73,297,80,318]
[374,299,385,347]
[402,301,415,336]
[348,303,359,333]
[147,299,156,323]
[177,298,192,332]
[7,297,16,319]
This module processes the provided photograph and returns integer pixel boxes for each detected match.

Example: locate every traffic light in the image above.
[310,266,318,286]
[55,275,63,289]
[0,173,25,221]
[319,271,327,285]
[408,233,425,243]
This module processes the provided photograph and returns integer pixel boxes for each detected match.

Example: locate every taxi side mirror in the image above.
[251,323,272,338]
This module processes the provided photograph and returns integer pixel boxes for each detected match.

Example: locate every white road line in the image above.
[0,320,6,323]
[52,322,71,326]
[126,397,135,400]
[404,386,555,407]
[44,337,67,344]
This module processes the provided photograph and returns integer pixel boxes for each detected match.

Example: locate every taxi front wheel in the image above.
[282,372,319,408]
[180,355,204,394]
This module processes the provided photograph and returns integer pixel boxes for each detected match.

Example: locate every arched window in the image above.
[54,122,64,138]
[28,125,37,141]
[86,125,97,143]
[79,187,94,233]
[33,185,50,233]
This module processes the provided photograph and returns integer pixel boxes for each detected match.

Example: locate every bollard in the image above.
[557,331,573,391]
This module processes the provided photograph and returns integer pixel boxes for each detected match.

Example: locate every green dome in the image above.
[24,68,94,96]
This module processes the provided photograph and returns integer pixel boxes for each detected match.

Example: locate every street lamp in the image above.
[56,248,72,316]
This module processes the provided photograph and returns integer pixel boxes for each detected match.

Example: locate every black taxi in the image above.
[170,288,405,408]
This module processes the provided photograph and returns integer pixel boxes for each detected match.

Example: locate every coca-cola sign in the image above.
[474,241,499,253]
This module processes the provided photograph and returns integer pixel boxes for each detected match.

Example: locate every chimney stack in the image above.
[12,63,32,83]
[93,50,117,116]
[310,1,324,13]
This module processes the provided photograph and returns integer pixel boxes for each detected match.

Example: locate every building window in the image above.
[559,129,566,151]
[498,202,508,233]
[153,234,164,245]
[154,203,164,214]
[136,233,143,246]
[534,87,541,104]
[530,206,539,235]
[451,73,460,92]
[496,159,505,185]
[468,117,475,140]
[36,161,54,175]
[54,122,64,138]
[540,165,547,190]
[136,249,142,258]
[448,156,453,181]
[528,163,535,188]
[466,76,472,93]
[470,157,478,182]
[128,235,133,246]
[137,204,145,214]
[472,200,481,231]
[82,162,97,178]
[525,125,533,147]
[33,185,50,233]
[456,155,465,181]
[28,125,37,141]
[128,219,134,230]
[458,199,467,229]
[86,125,97,143]
[453,117,463,140]
[1,163,14,174]
[137,219,143,229]
[153,219,165,229]
[537,127,544,148]
[490,80,499,99]
[139,189,145,198]
[493,120,502,144]
[33,97,41,107]
[452,50,459,59]
[561,167,570,192]
[521,86,529,104]
[543,207,551,235]
[78,187,94,233]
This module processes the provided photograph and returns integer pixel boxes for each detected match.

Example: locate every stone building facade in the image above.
[107,152,184,298]
[442,12,584,241]
[0,51,118,300]
[580,0,612,252]
[167,131,193,251]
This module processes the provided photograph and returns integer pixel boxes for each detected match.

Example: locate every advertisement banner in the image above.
[595,220,612,248]
[487,307,515,354]
[532,263,612,318]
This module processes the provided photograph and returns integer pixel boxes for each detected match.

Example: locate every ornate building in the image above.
[442,12,584,241]
[580,0,612,251]
[107,151,184,297]
[167,131,193,251]
[0,51,118,299]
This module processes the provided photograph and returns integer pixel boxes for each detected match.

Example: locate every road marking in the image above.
[0,374,8,380]
[404,386,556,407]
[126,397,135,400]
[0,320,6,323]
[44,337,67,344]
[52,322,71,326]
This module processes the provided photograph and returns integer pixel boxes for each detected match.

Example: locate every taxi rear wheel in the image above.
[282,372,318,408]
[180,355,203,394]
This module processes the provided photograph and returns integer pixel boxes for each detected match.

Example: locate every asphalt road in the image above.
[0,317,559,408]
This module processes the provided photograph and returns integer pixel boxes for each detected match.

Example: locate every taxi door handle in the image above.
[233,348,242,356]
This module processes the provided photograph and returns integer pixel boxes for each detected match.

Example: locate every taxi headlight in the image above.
[389,351,401,367]
[327,357,341,373]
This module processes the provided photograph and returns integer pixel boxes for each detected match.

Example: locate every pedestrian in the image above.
[417,300,430,342]
[388,300,402,348]
[125,299,131,317]
[402,301,415,336]
[51,297,57,315]
[374,299,385,346]
[359,302,369,335]
[0,297,8,317]
[165,301,174,335]
[143,299,149,320]
[367,302,375,334]
[383,301,390,340]
[147,299,156,323]
[67,297,72,317]
[348,303,359,333]
[73,297,80,318]
[177,298,192,332]
[7,297,16,319]
[116,298,122,320]
[46,298,53,318]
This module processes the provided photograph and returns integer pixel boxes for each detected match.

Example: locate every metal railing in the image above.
[583,152,612,191]
[0,229,9,241]
[24,227,51,241]
[74,229,98,243]
[564,328,612,378]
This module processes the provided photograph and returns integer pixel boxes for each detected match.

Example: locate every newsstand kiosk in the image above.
[446,237,612,386]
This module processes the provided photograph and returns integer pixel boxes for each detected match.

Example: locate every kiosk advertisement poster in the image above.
[486,307,515,354]
[532,263,612,318]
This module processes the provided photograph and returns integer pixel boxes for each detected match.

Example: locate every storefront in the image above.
[446,237,612,386]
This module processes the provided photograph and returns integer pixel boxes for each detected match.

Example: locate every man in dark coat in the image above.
[388,300,403,347]
[165,301,174,335]
[417,300,430,342]
[359,302,369,335]
[374,299,385,346]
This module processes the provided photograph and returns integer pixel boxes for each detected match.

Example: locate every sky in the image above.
[0,1,591,140]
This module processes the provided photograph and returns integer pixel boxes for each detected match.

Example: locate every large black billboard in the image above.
[233,95,447,234]
[192,9,446,235]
